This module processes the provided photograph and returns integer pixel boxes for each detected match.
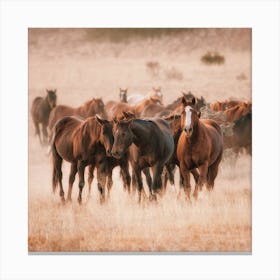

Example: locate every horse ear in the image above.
[181,91,187,96]
[124,87,128,92]
[181,97,187,106]
[191,97,196,105]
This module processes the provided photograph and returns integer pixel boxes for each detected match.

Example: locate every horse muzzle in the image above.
[184,127,193,137]
[111,150,122,159]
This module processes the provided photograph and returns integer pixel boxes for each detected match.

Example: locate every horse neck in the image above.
[130,119,151,147]
[82,119,101,146]
[186,120,203,144]
[134,99,152,114]
[77,101,91,117]
[43,95,51,110]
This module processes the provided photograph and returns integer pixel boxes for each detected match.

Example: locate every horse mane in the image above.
[72,117,101,158]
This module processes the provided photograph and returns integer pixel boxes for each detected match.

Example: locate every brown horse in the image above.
[48,98,106,130]
[111,117,174,202]
[107,97,161,120]
[223,111,252,155]
[177,97,223,199]
[105,88,128,113]
[140,103,169,117]
[224,102,252,122]
[162,114,199,194]
[31,89,57,144]
[51,115,113,204]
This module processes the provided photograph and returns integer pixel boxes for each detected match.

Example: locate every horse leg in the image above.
[67,163,77,202]
[143,167,152,198]
[133,166,143,203]
[42,124,48,145]
[131,170,137,194]
[77,161,86,205]
[107,167,113,200]
[34,121,42,144]
[195,161,209,196]
[179,162,191,200]
[207,152,222,191]
[151,163,164,199]
[87,164,95,197]
[51,146,64,202]
[192,168,201,199]
[96,163,107,203]
[120,161,131,193]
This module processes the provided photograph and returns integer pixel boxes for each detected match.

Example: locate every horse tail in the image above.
[51,130,62,193]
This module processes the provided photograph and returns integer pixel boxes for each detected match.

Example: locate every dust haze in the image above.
[28,28,251,252]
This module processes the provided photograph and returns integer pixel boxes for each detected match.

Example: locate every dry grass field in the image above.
[28,28,252,252]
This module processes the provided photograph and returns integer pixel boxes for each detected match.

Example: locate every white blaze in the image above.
[185,106,192,129]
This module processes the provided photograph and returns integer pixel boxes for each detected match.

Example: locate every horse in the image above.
[162,114,199,194]
[177,97,223,199]
[51,115,113,204]
[48,98,106,130]
[141,103,168,117]
[86,111,134,198]
[107,97,161,120]
[111,116,174,202]
[31,89,57,145]
[105,88,128,113]
[127,86,163,105]
[224,102,251,122]
[223,111,252,156]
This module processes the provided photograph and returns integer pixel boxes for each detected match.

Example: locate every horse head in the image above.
[111,118,134,159]
[88,98,106,117]
[95,115,114,156]
[46,89,57,109]
[119,88,128,103]
[181,96,201,137]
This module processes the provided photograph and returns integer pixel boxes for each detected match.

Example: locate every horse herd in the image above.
[31,87,252,204]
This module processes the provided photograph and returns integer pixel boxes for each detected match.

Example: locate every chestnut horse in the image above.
[162,114,199,194]
[111,117,174,202]
[48,98,106,130]
[31,89,57,144]
[105,88,128,113]
[177,97,223,199]
[107,97,161,120]
[51,115,113,204]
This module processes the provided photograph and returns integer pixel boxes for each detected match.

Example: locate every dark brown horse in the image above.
[177,97,223,199]
[223,111,252,155]
[48,98,106,130]
[31,89,57,144]
[51,115,113,204]
[111,117,174,202]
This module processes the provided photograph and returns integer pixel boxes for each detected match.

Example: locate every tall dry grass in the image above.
[28,28,251,252]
